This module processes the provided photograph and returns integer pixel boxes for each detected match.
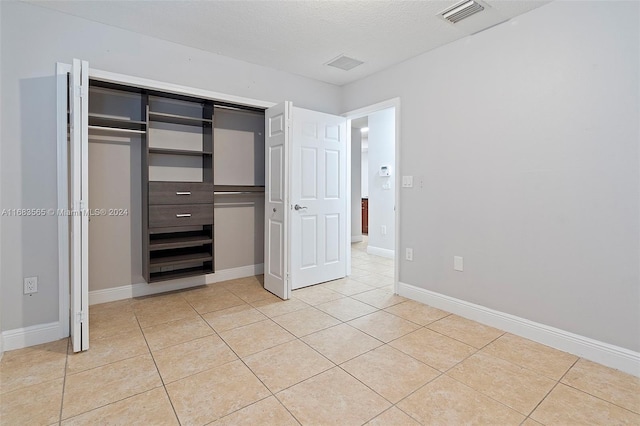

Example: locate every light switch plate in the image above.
[402,176,413,188]
[454,256,464,272]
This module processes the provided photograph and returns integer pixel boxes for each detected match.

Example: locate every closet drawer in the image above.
[149,204,213,228]
[149,182,213,205]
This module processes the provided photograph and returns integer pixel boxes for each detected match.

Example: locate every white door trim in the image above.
[56,63,276,339]
[343,98,401,294]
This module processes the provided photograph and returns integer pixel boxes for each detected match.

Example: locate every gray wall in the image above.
[213,108,265,271]
[342,1,640,351]
[367,108,396,254]
[0,1,340,331]
[351,128,362,241]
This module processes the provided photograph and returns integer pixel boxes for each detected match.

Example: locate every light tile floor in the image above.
[1,240,639,425]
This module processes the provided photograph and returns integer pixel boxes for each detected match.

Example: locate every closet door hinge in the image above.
[75,85,88,99]
[76,311,87,324]
[74,200,87,212]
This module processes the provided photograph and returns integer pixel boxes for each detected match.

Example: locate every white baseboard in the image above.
[367,245,394,259]
[398,282,640,377]
[90,264,264,305]
[2,321,63,352]
[351,235,363,243]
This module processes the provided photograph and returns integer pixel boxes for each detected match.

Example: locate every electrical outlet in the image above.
[454,256,464,272]
[405,248,413,261]
[381,225,387,235]
[24,276,38,294]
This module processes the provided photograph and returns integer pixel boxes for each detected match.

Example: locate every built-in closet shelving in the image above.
[87,79,265,285]
[144,94,214,282]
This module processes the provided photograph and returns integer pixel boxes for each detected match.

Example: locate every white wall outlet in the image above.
[405,248,413,261]
[402,176,413,188]
[381,225,387,235]
[454,256,464,272]
[24,276,38,294]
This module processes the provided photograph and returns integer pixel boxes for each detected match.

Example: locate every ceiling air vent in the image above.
[326,55,364,71]
[440,0,485,24]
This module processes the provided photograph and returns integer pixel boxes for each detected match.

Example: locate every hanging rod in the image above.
[88,125,146,134]
[214,201,257,207]
[214,191,265,195]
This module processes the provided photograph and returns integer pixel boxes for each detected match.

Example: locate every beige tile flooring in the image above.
[2,241,639,425]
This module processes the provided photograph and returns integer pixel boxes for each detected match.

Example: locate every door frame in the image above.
[343,98,401,294]
[56,62,275,339]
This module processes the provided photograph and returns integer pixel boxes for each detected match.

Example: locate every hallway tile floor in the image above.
[1,241,639,425]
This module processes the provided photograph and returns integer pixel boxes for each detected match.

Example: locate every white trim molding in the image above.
[89,264,264,306]
[2,322,63,352]
[351,235,363,243]
[398,281,640,377]
[367,245,395,259]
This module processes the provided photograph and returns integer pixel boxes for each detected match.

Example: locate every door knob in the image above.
[294,204,307,211]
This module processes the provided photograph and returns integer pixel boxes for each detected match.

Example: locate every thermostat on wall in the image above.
[379,166,391,176]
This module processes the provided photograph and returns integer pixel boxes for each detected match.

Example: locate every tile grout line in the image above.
[202,307,301,424]
[134,309,182,425]
[524,356,640,421]
[433,331,560,420]
[273,294,419,424]
[184,290,304,424]
[57,338,71,425]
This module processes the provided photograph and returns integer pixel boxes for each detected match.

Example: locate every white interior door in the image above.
[264,102,291,299]
[69,59,90,352]
[290,107,347,289]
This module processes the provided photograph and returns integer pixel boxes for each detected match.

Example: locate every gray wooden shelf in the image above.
[150,252,213,268]
[149,235,213,251]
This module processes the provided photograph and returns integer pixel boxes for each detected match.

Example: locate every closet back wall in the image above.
[214,109,265,270]
[88,87,143,291]
[0,0,341,333]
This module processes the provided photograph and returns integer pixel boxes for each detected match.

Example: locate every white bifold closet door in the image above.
[69,58,90,352]
[264,102,347,299]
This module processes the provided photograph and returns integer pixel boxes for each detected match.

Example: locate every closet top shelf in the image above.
[149,111,213,126]
[88,114,147,131]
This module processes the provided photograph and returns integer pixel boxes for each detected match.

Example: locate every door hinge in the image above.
[74,200,86,213]
[75,85,88,99]
[77,311,87,324]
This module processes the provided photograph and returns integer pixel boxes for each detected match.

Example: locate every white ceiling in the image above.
[27,0,550,86]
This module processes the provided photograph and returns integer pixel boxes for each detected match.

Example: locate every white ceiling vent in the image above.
[441,0,485,24]
[326,55,364,71]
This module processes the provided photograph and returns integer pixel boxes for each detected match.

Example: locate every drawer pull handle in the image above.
[176,191,191,195]
[176,213,192,218]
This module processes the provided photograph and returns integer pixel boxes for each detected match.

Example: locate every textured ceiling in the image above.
[27,0,550,86]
